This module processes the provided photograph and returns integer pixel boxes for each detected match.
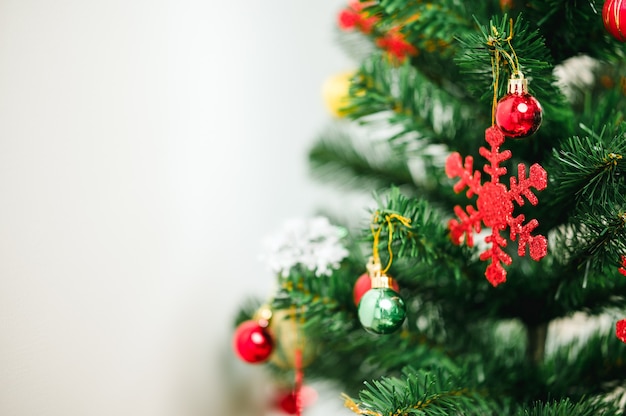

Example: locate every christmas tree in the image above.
[233,1,626,414]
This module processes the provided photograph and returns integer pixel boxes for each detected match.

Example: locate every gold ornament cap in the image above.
[366,256,394,289]
[371,274,394,289]
[508,76,528,95]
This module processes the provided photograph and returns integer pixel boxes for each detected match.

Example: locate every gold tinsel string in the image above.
[487,18,520,124]
[370,212,412,273]
[342,389,469,415]
[341,393,382,416]
[340,211,411,415]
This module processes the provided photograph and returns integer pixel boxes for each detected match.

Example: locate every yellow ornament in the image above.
[268,308,316,369]
[322,70,355,118]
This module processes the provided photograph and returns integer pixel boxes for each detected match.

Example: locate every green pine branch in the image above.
[345,55,485,156]
[523,0,624,63]
[514,397,622,416]
[369,187,479,283]
[569,61,626,127]
[343,366,496,415]
[308,125,468,212]
[235,1,626,413]
[547,125,626,216]
[361,0,474,87]
[566,205,626,271]
[455,14,574,160]
[543,330,626,402]
[308,124,416,191]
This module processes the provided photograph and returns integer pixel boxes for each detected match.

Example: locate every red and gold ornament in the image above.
[603,0,626,42]
[495,76,543,138]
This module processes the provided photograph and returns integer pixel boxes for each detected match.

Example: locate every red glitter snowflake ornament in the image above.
[446,126,548,286]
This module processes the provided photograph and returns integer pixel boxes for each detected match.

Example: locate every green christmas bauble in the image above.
[357,288,406,334]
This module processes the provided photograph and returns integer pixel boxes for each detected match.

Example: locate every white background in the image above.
[0,1,354,415]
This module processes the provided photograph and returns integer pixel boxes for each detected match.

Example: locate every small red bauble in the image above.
[233,320,273,364]
[353,272,400,305]
[500,0,515,11]
[616,319,626,343]
[278,391,299,415]
[603,0,626,42]
[275,386,318,415]
[495,78,542,138]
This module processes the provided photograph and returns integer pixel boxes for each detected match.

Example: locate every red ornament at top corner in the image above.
[603,0,626,42]
[495,77,543,138]
[233,320,274,364]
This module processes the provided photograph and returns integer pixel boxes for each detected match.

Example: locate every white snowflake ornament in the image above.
[260,216,349,278]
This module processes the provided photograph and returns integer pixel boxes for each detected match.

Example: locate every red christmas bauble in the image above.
[233,320,273,363]
[617,319,626,343]
[603,0,626,42]
[353,273,400,305]
[276,386,318,415]
[495,78,542,138]
[278,391,298,415]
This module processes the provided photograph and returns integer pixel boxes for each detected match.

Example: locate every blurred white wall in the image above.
[0,1,352,415]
